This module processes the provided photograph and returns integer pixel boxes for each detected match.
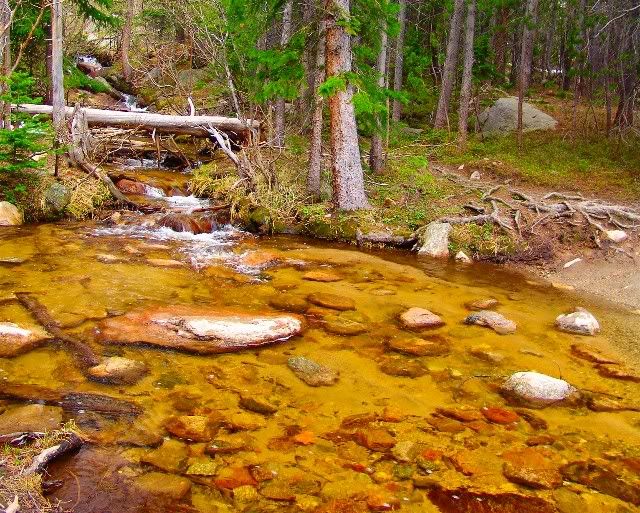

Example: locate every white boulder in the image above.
[555,307,600,336]
[0,201,23,226]
[501,371,578,408]
[417,222,451,258]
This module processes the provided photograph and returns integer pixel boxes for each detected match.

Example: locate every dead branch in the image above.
[22,433,83,476]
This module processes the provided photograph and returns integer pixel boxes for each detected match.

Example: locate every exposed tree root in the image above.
[432,165,640,236]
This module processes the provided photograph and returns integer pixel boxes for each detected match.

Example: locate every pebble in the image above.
[354,428,396,451]
[239,395,278,415]
[464,310,516,334]
[481,406,519,424]
[307,293,355,311]
[465,298,499,310]
[379,356,426,378]
[388,335,450,356]
[303,270,342,282]
[399,307,444,329]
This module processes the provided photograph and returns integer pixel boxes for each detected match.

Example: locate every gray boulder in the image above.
[417,221,451,258]
[44,182,71,215]
[478,97,557,137]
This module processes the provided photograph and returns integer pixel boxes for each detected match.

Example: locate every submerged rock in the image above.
[141,438,189,473]
[307,293,355,311]
[561,460,640,505]
[0,404,63,435]
[96,306,303,354]
[288,356,339,386]
[239,395,278,415]
[323,313,369,336]
[388,335,450,356]
[87,356,148,385]
[596,363,640,383]
[555,308,600,336]
[502,448,563,489]
[501,371,578,408]
[0,322,50,357]
[417,222,451,258]
[354,428,396,451]
[134,472,192,501]
[115,178,148,195]
[165,415,217,442]
[465,298,500,310]
[428,486,557,513]
[158,213,216,235]
[0,201,22,226]
[379,356,426,378]
[570,343,618,364]
[399,307,444,330]
[269,294,309,314]
[302,270,342,282]
[464,310,516,334]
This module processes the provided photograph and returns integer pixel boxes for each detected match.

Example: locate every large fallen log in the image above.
[13,104,259,138]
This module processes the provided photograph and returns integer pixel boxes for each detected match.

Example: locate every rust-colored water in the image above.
[1,221,639,513]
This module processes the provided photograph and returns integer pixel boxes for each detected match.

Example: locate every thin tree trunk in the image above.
[571,0,586,133]
[391,0,406,122]
[273,0,293,147]
[457,0,476,149]
[307,21,326,200]
[301,0,318,117]
[434,0,465,129]
[517,0,539,149]
[0,0,11,129]
[121,0,135,82]
[369,21,388,175]
[51,0,65,177]
[325,0,369,210]
[493,6,509,82]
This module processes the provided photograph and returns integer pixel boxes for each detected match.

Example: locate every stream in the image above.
[1,94,640,512]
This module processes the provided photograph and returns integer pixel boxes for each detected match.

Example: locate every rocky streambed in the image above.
[1,162,640,513]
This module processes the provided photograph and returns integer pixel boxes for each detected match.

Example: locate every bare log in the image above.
[13,104,259,138]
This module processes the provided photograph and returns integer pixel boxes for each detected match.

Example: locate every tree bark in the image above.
[517,0,539,149]
[0,0,10,129]
[307,21,326,200]
[325,0,369,210]
[391,0,406,122]
[492,6,509,82]
[457,0,476,149]
[121,0,135,82]
[273,0,293,146]
[433,0,465,129]
[51,0,65,177]
[369,20,388,175]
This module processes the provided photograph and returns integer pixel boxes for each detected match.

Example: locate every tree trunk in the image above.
[0,0,10,129]
[273,0,293,146]
[492,6,509,82]
[51,0,65,176]
[457,0,476,149]
[121,0,135,82]
[307,21,326,200]
[433,0,465,129]
[325,0,369,210]
[391,0,406,122]
[516,0,539,149]
[369,21,388,175]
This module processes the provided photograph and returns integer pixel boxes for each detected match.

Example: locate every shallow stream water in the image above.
[1,166,639,513]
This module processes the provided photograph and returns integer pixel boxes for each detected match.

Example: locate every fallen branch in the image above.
[14,293,100,368]
[22,433,83,476]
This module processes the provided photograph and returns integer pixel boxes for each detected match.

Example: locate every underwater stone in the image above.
[501,371,578,408]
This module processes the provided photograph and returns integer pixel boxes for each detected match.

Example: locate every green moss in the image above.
[449,223,517,258]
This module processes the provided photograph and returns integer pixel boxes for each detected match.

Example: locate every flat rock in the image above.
[239,396,278,415]
[0,201,23,226]
[388,335,450,356]
[503,448,563,489]
[469,344,505,363]
[87,356,148,385]
[354,428,395,451]
[417,222,451,258]
[307,293,355,311]
[165,415,217,442]
[428,486,558,513]
[399,307,444,329]
[465,298,499,310]
[0,404,63,434]
[379,356,426,378]
[302,270,342,282]
[141,438,189,473]
[288,356,339,386]
[555,308,600,336]
[0,322,50,357]
[134,472,192,501]
[96,306,303,354]
[323,313,368,336]
[465,310,516,334]
[501,371,578,408]
[561,460,640,505]
[269,294,309,313]
[146,258,185,268]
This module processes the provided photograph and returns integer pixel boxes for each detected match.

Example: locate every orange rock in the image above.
[302,270,342,282]
[293,430,316,445]
[366,491,401,511]
[381,406,406,423]
[481,406,519,425]
[420,449,443,461]
[354,428,396,451]
[214,466,257,490]
[240,251,281,269]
